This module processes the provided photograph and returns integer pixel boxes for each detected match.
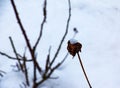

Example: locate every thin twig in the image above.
[33,0,47,51]
[33,55,37,88]
[10,0,42,74]
[77,53,92,88]
[50,0,71,66]
[36,0,72,86]
[0,70,6,77]
[20,82,27,88]
[0,51,18,59]
[0,70,6,74]
[43,46,51,78]
[10,0,32,53]
[0,51,32,61]
[23,56,30,86]
[9,37,23,71]
[37,52,68,86]
[22,47,30,86]
[37,61,61,85]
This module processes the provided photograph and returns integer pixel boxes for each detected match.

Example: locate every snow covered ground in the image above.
[0,0,120,88]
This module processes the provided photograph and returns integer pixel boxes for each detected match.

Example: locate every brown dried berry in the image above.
[67,40,82,57]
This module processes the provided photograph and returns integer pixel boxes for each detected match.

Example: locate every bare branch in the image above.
[10,0,32,53]
[7,0,73,88]
[50,0,71,66]
[36,60,62,86]
[45,46,51,72]
[37,52,69,85]
[33,0,47,51]
[10,0,42,74]
[23,56,30,86]
[0,51,32,61]
[0,51,17,59]
[0,70,6,77]
[33,55,37,88]
[20,82,27,88]
[9,36,23,71]
[36,0,72,86]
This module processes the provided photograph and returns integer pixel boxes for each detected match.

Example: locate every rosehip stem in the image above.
[77,53,92,88]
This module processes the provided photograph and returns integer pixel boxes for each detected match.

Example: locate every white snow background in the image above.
[0,0,120,88]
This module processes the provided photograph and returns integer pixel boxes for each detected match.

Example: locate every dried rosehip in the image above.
[67,39,82,57]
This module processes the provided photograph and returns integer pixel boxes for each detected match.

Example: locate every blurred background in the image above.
[0,0,120,88]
